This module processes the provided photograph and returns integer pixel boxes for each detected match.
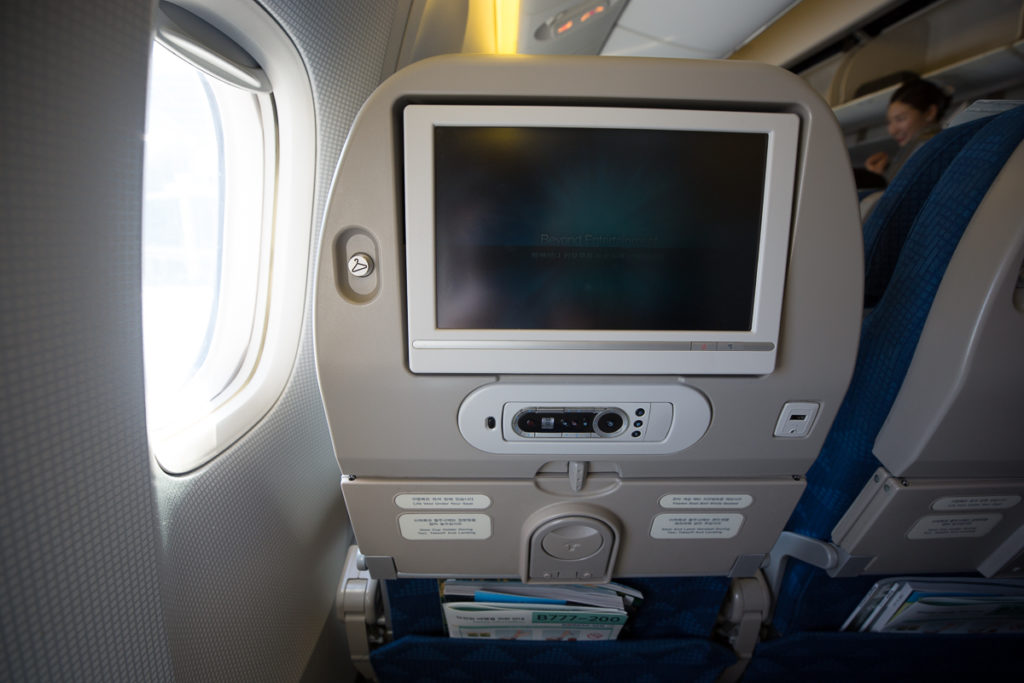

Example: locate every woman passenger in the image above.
[865,77,951,180]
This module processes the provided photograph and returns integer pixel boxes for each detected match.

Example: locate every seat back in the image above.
[314,54,863,585]
[832,114,1024,577]
[773,104,1024,634]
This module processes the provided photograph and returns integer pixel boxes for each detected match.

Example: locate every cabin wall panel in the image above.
[0,0,174,680]
[150,0,399,681]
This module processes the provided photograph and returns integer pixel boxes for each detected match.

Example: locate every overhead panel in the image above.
[517,0,630,55]
[731,0,904,67]
[601,0,797,59]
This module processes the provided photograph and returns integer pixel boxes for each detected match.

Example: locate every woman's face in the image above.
[886,100,938,147]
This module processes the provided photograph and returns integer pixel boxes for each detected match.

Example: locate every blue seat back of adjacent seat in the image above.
[861,115,990,307]
[772,104,1024,635]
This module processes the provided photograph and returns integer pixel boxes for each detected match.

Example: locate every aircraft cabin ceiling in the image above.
[398,0,1024,121]
[592,0,931,65]
[401,1,927,70]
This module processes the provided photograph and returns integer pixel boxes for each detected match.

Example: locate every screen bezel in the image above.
[403,104,799,375]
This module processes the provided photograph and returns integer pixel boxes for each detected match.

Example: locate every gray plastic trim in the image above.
[155,2,271,92]
[523,508,620,583]
[458,381,710,455]
[874,140,1024,479]
[979,524,1024,577]
[831,475,1024,575]
[343,475,805,578]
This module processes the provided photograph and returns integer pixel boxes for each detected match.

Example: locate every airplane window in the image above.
[142,43,265,427]
[142,43,220,401]
[139,0,314,474]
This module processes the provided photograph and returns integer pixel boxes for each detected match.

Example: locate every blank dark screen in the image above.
[433,125,768,331]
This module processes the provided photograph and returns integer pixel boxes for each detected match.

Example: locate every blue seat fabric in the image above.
[861,115,990,307]
[371,637,735,683]
[374,576,734,682]
[745,632,1022,682]
[773,104,1024,636]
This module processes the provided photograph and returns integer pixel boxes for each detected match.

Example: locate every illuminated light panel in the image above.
[552,3,605,36]
[495,0,520,54]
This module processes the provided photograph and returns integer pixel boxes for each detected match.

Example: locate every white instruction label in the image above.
[650,513,744,539]
[399,514,492,540]
[931,496,1021,512]
[907,514,1002,540]
[659,494,753,510]
[395,493,492,510]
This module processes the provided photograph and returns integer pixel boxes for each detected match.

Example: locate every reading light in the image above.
[543,2,610,39]
[581,5,605,22]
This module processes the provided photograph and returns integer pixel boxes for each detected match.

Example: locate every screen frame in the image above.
[403,104,800,375]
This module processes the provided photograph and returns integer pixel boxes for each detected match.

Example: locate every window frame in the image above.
[145,0,315,474]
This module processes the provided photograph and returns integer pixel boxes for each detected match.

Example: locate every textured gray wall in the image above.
[1,0,400,680]
[1,0,174,680]
[151,0,400,681]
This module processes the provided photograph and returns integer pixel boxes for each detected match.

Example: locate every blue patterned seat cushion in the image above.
[862,114,989,307]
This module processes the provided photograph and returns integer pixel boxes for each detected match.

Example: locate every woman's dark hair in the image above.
[891,77,950,119]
